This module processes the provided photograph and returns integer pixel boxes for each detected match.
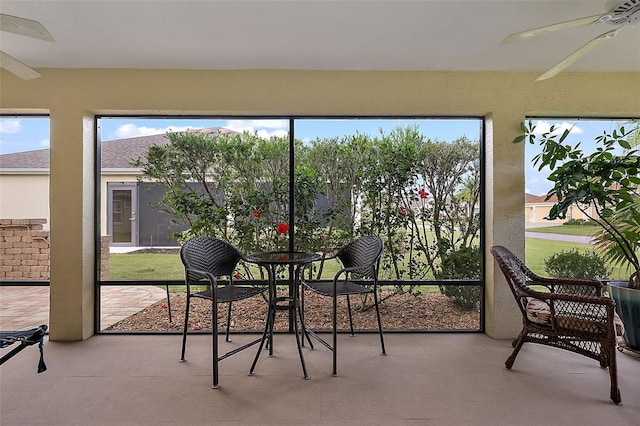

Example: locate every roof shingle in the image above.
[0,128,234,169]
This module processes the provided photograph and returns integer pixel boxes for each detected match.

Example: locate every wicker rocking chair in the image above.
[490,245,621,404]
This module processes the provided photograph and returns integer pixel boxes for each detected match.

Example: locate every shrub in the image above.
[563,219,592,226]
[436,246,480,310]
[544,249,611,280]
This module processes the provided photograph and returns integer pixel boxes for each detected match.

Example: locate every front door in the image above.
[107,183,138,246]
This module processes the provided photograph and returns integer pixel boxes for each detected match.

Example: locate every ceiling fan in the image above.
[0,13,54,80]
[503,0,640,81]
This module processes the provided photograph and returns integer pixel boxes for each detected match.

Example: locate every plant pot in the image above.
[608,281,640,351]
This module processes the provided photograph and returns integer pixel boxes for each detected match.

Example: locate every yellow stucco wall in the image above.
[1,68,639,341]
[526,204,595,224]
[0,174,50,229]
[0,172,137,236]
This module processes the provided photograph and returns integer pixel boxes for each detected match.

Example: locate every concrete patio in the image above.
[1,285,639,424]
[1,332,639,425]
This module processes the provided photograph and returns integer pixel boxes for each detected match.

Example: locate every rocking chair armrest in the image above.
[544,293,618,334]
[531,275,603,291]
[542,291,614,306]
[520,290,615,326]
[542,292,616,323]
[523,286,615,312]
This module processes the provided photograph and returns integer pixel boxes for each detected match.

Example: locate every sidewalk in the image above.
[525,231,593,244]
[0,285,167,332]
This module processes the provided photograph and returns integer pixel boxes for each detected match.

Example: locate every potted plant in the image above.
[516,121,640,350]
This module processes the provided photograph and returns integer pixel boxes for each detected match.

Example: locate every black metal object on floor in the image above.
[0,324,48,373]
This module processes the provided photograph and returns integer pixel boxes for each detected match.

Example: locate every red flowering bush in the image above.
[276,223,289,234]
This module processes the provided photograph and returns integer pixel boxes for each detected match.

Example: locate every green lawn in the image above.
[108,237,631,282]
[108,252,344,281]
[109,253,184,280]
[524,239,589,275]
[525,238,630,280]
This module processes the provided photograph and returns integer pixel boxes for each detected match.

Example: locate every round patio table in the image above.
[245,251,321,379]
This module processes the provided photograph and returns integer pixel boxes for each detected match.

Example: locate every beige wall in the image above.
[1,68,638,341]
[0,172,137,236]
[0,174,50,229]
[526,204,597,224]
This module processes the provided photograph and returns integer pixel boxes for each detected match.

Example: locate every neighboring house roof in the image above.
[0,128,235,170]
[101,134,169,169]
[526,194,558,204]
[524,193,539,202]
[0,148,50,168]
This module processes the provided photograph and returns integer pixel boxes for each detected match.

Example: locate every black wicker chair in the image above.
[179,237,267,388]
[490,245,621,404]
[301,235,386,376]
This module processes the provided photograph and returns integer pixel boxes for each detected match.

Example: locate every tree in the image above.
[135,125,481,291]
[132,131,236,239]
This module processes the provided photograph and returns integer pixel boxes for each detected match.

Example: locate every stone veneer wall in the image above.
[100,235,110,280]
[0,218,110,280]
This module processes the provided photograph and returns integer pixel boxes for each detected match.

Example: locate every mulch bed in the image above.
[106,290,480,332]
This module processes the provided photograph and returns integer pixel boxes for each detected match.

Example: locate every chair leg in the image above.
[212,300,220,389]
[346,295,355,336]
[332,292,338,377]
[505,329,525,369]
[607,343,621,404]
[598,342,610,368]
[225,302,233,342]
[373,290,386,355]
[166,285,172,323]
[180,295,191,362]
[511,329,524,347]
[299,285,314,349]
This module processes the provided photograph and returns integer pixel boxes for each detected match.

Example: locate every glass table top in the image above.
[246,251,321,265]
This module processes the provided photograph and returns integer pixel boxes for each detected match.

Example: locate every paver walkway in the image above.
[0,285,167,331]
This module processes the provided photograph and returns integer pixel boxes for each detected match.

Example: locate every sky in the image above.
[523,118,637,195]
[0,115,636,196]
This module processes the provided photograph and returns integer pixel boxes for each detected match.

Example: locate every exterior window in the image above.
[524,118,639,282]
[97,117,483,333]
[0,116,51,330]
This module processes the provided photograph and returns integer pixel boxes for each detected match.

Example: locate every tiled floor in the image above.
[0,285,167,331]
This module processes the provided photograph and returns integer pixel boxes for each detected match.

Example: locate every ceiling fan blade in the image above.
[503,13,609,44]
[0,51,41,79]
[536,27,621,81]
[0,13,54,42]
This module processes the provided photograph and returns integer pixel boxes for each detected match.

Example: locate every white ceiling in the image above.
[0,0,639,76]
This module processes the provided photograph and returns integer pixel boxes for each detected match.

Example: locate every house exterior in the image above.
[0,128,234,247]
[525,193,598,225]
